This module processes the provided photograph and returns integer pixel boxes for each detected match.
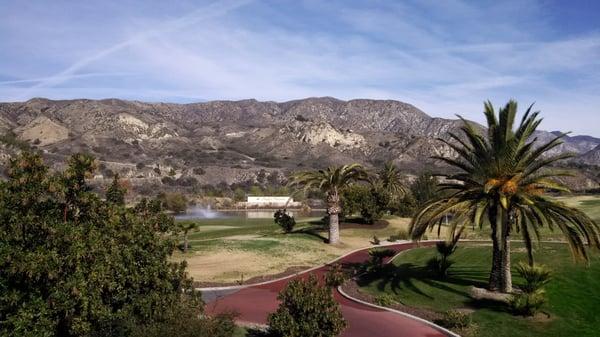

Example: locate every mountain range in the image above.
[0,97,598,193]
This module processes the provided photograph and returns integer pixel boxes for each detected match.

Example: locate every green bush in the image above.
[509,262,552,316]
[515,262,552,293]
[509,290,547,316]
[325,263,347,288]
[129,303,236,337]
[371,235,381,245]
[374,294,397,307]
[268,275,346,337]
[427,241,458,277]
[436,310,472,329]
[435,310,479,337]
[274,209,296,233]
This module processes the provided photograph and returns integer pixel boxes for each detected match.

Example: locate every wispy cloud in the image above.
[12,0,252,100]
[0,0,598,135]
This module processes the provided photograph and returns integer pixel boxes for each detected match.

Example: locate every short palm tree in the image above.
[289,164,369,244]
[374,161,407,202]
[410,100,600,293]
[178,222,198,253]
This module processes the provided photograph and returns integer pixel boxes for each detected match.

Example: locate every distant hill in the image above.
[0,97,598,193]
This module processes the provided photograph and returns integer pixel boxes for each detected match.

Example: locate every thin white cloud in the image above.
[15,0,253,100]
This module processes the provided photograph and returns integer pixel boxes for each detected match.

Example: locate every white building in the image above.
[245,196,301,208]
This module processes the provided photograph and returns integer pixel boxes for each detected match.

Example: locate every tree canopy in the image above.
[0,152,228,337]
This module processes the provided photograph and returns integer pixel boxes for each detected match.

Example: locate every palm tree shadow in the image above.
[290,224,328,242]
[358,263,490,304]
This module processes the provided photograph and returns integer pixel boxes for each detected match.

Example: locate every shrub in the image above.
[509,262,552,316]
[374,294,397,307]
[130,303,237,337]
[437,310,471,329]
[268,275,346,337]
[274,209,296,233]
[427,240,458,277]
[515,262,552,293]
[325,263,347,288]
[371,235,381,245]
[509,290,547,316]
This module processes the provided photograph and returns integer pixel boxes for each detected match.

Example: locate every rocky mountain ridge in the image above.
[0,97,598,193]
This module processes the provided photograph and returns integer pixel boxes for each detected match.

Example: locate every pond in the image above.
[174,206,325,220]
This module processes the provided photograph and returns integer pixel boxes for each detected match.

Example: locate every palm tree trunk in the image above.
[489,226,501,291]
[327,191,341,244]
[499,210,513,293]
[500,233,512,293]
[488,206,501,291]
[329,213,340,244]
[184,231,189,253]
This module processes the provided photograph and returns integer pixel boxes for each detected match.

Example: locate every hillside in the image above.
[0,97,598,194]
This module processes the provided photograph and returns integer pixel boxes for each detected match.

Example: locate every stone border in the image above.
[336,285,460,337]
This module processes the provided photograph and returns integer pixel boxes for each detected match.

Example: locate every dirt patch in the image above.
[525,311,554,323]
[195,265,311,287]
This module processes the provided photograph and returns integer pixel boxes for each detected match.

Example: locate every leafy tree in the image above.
[0,152,223,337]
[341,184,387,224]
[410,172,438,206]
[410,100,600,292]
[106,173,127,205]
[289,164,369,244]
[268,275,346,337]
[158,192,188,213]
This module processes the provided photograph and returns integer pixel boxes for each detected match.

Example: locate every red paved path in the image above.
[204,242,451,337]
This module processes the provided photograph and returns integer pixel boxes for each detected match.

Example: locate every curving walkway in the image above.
[201,242,458,337]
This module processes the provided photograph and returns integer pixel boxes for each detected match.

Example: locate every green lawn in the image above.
[358,195,600,337]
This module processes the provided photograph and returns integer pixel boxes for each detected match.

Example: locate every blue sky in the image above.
[1,0,599,136]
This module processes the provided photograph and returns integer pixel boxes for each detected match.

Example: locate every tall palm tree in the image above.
[374,161,407,202]
[289,164,369,244]
[410,100,600,293]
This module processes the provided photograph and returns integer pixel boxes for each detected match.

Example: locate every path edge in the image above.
[197,240,416,291]
[336,285,461,337]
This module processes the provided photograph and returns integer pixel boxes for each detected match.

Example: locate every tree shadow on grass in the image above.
[290,224,328,243]
[357,263,490,303]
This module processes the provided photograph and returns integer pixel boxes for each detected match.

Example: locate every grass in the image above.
[172,214,413,283]
[358,195,600,337]
[174,195,600,284]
